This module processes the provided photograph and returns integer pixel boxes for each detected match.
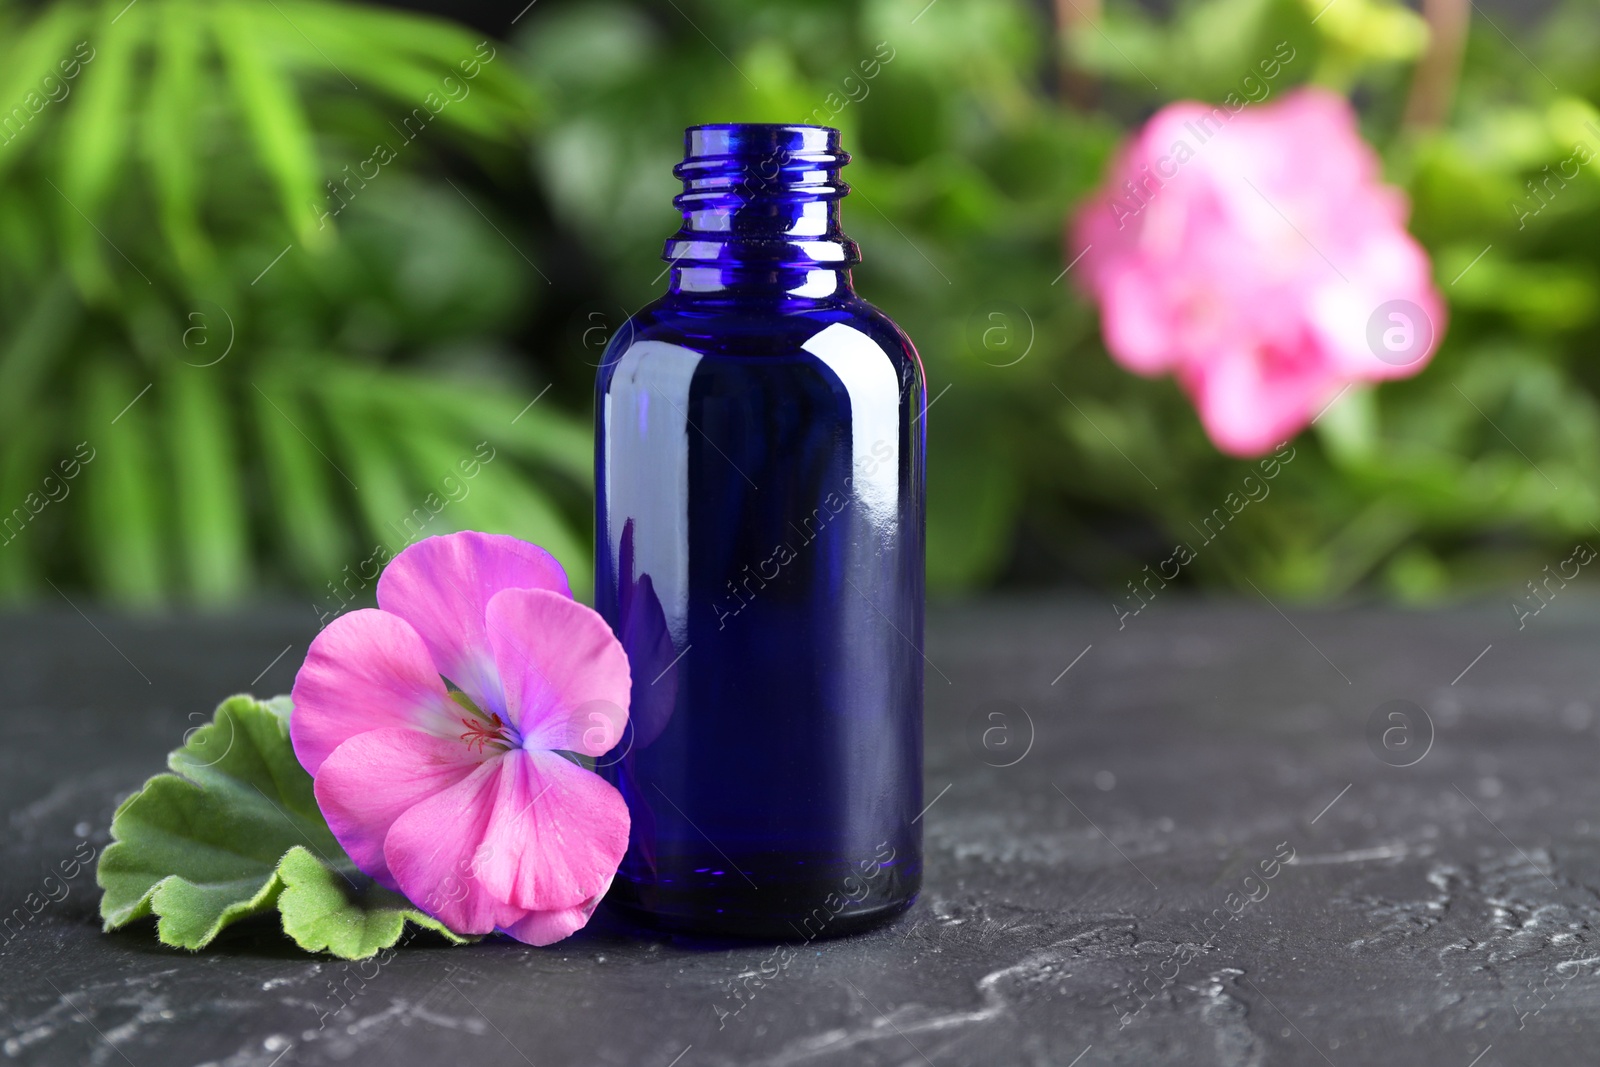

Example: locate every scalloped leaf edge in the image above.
[97,693,474,959]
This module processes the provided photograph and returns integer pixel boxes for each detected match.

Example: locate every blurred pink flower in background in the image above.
[1072,87,1445,456]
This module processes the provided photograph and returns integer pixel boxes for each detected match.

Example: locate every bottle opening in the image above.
[665,123,860,272]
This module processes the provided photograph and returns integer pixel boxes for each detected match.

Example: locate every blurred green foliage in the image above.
[518,0,1600,601]
[0,0,588,608]
[2,0,1598,607]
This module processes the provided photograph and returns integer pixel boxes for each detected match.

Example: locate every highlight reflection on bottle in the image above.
[594,124,925,937]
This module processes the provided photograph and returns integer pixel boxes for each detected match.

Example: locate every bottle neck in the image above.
[666,265,855,301]
[662,124,859,304]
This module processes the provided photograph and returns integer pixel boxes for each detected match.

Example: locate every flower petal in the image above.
[485,588,631,756]
[1070,88,1444,457]
[290,609,456,775]
[383,760,510,934]
[1184,341,1332,457]
[498,885,609,946]
[476,750,629,911]
[385,750,629,930]
[376,532,572,716]
[314,728,483,889]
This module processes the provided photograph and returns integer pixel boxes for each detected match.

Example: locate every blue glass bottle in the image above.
[594,124,925,938]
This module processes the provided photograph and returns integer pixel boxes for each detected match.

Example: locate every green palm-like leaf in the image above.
[167,366,251,602]
[385,407,524,541]
[215,0,328,251]
[267,1,535,141]
[145,0,213,281]
[3,0,536,283]
[0,0,575,608]
[310,368,591,588]
[0,272,77,428]
[315,376,426,552]
[0,405,50,597]
[398,374,593,486]
[80,358,168,604]
[381,378,592,589]
[472,466,593,595]
[0,3,84,182]
[57,0,146,296]
[253,369,352,586]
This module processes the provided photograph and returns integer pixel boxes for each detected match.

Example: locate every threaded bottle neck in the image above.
[664,124,858,299]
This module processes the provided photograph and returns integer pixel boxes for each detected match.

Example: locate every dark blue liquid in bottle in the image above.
[594,124,924,938]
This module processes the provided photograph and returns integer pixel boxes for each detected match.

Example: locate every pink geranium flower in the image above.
[290,532,631,945]
[1072,87,1445,456]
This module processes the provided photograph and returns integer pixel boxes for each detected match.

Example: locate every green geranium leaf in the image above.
[98,694,469,958]
[278,845,469,956]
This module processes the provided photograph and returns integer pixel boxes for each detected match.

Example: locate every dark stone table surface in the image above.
[3,597,1598,1066]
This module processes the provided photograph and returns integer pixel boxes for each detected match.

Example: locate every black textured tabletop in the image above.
[3,598,1597,1066]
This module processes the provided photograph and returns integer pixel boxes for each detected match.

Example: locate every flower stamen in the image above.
[459,712,513,754]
